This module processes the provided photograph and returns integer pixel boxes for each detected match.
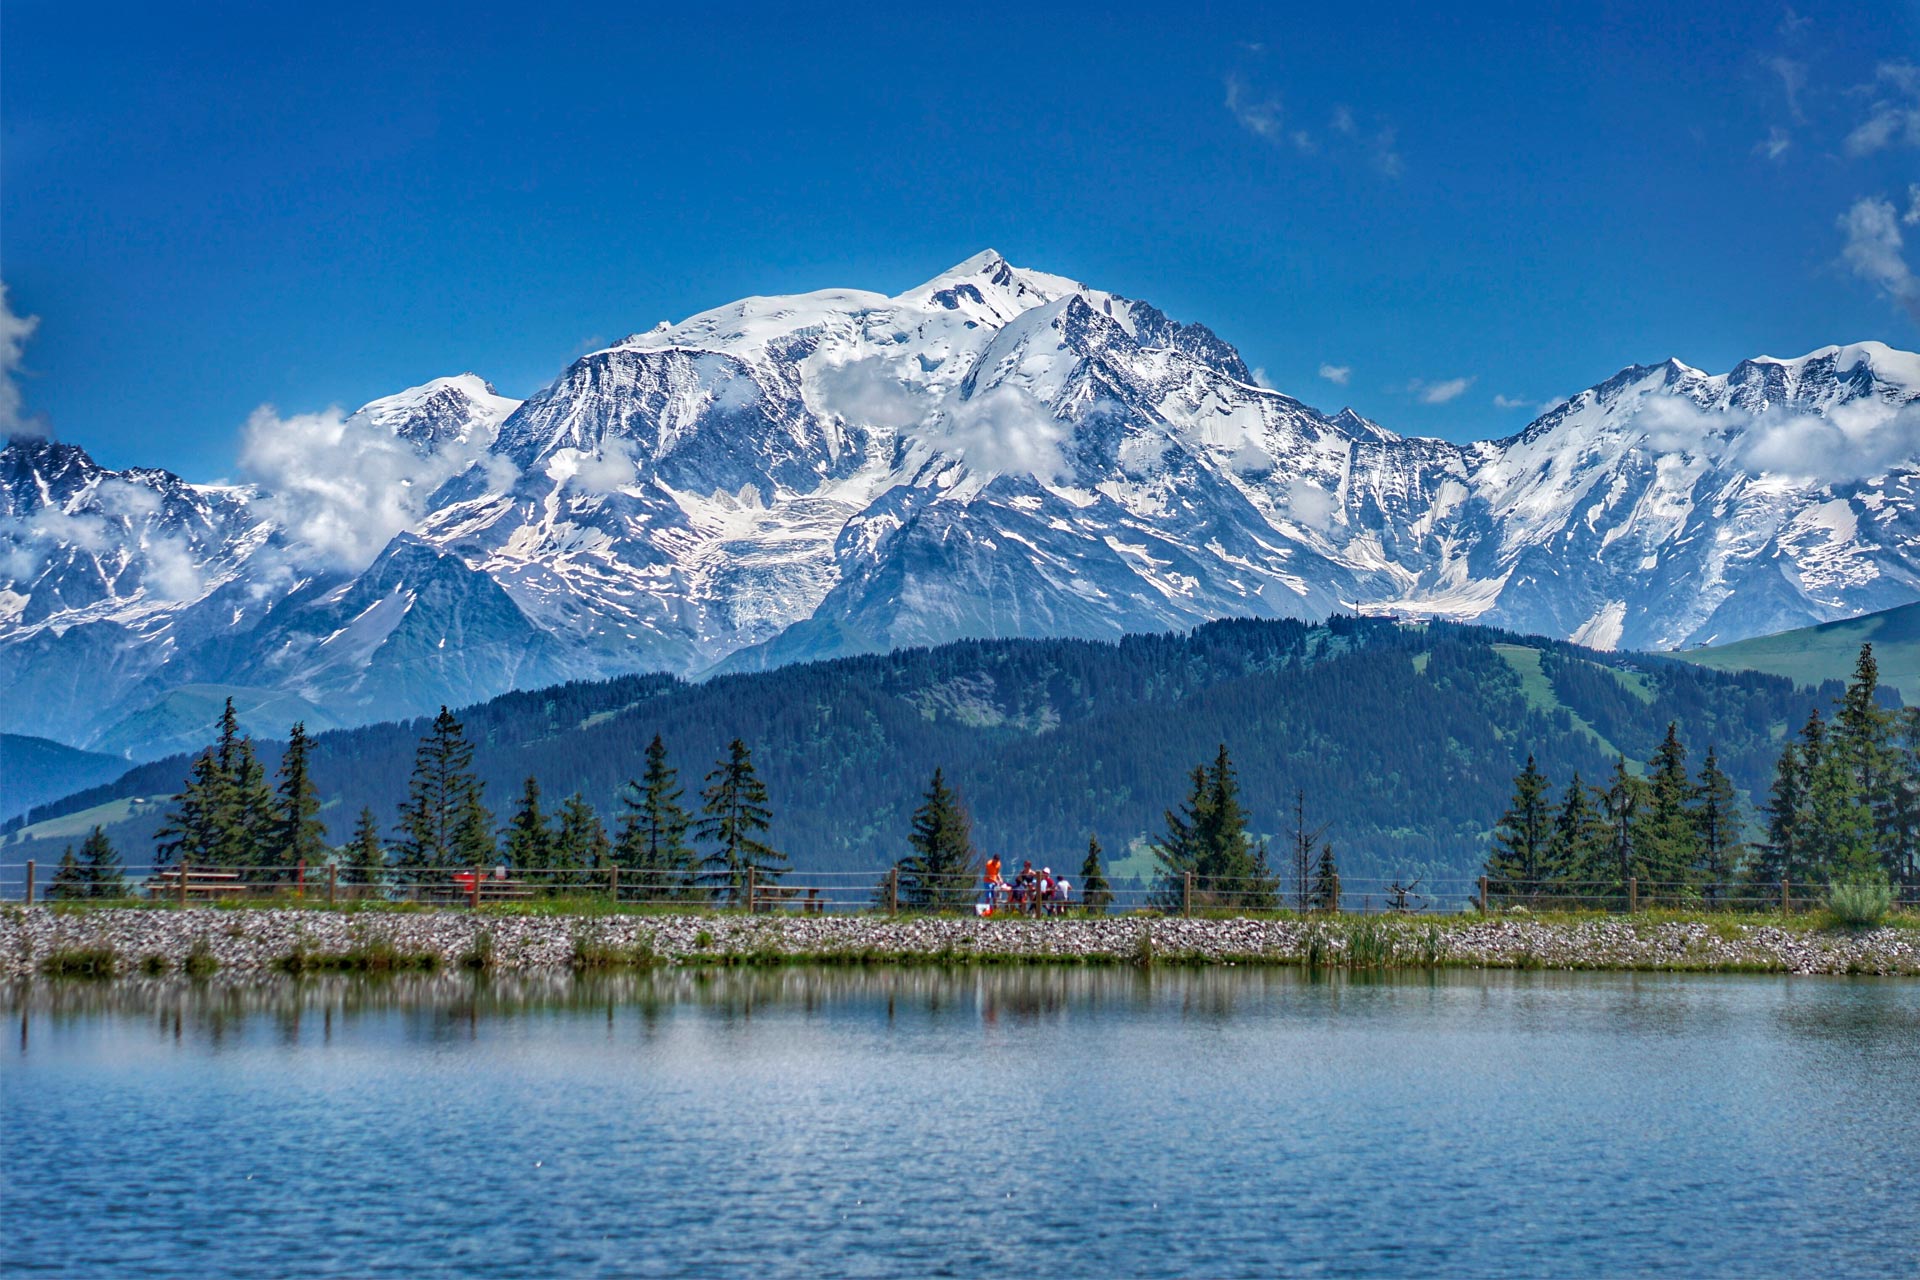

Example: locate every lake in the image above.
[3,968,1916,1278]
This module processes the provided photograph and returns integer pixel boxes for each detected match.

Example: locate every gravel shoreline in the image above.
[3,908,1917,977]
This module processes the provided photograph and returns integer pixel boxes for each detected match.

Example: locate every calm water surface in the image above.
[3,967,1916,1278]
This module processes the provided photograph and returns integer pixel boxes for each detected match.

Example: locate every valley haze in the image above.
[5,251,1920,752]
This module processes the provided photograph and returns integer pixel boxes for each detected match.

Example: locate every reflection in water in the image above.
[5,968,1917,1280]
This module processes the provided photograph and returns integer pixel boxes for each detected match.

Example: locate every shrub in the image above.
[183,937,220,977]
[42,946,119,979]
[1826,876,1894,930]
[459,930,496,972]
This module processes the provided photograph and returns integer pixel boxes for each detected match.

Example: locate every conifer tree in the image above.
[1485,754,1553,897]
[1802,706,1874,878]
[1153,747,1276,910]
[1887,707,1920,894]
[1600,757,1647,903]
[48,846,88,901]
[502,776,554,871]
[1309,841,1341,912]
[392,707,485,881]
[1691,745,1741,904]
[227,737,278,871]
[1152,764,1211,910]
[896,767,978,911]
[1544,772,1608,899]
[78,825,123,899]
[154,749,225,871]
[271,722,329,873]
[1633,723,1698,895]
[1833,644,1895,844]
[1752,739,1808,887]
[615,735,695,899]
[695,738,785,904]
[1079,835,1112,914]
[553,793,611,884]
[345,807,387,887]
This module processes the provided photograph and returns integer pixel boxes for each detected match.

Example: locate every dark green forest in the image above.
[5,617,1838,885]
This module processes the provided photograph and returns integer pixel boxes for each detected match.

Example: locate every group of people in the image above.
[977,856,1072,917]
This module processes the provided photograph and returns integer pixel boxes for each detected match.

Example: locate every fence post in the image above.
[327,863,338,908]
[469,866,481,910]
[1183,870,1193,919]
[179,863,189,909]
[1628,875,1638,914]
[609,864,619,907]
[23,860,34,906]
[1478,875,1489,913]
[1781,878,1791,913]
[887,866,899,917]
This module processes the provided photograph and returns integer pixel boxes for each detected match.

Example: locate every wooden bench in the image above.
[144,869,248,900]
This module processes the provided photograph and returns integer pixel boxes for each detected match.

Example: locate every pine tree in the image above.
[78,825,123,899]
[1633,723,1698,897]
[1752,739,1808,888]
[615,735,695,900]
[896,767,978,911]
[153,749,225,871]
[1887,708,1920,895]
[1485,754,1553,898]
[345,807,387,888]
[48,846,88,901]
[1802,706,1874,879]
[1833,643,1896,859]
[1600,757,1647,904]
[1079,835,1113,914]
[1544,772,1608,901]
[1309,841,1341,912]
[392,707,485,881]
[1690,745,1741,905]
[226,737,278,871]
[553,793,611,885]
[502,776,554,871]
[695,738,785,904]
[271,722,329,873]
[1152,764,1211,910]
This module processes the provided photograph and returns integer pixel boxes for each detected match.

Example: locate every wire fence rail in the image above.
[4,860,1915,918]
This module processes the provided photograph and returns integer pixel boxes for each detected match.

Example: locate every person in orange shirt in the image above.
[982,855,1003,914]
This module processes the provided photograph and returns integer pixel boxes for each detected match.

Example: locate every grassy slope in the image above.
[1672,602,1920,703]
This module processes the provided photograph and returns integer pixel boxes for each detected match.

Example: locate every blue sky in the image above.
[4,0,1919,477]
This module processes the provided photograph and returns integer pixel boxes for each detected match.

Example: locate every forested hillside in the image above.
[3,618,1833,886]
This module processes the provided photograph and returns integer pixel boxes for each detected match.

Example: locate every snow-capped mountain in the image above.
[6,251,1920,753]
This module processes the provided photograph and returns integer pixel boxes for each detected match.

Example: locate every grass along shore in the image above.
[3,906,1917,979]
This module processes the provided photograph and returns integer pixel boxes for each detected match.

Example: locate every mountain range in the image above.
[6,250,1920,754]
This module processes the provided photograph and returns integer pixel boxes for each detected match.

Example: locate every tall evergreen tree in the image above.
[895,768,978,911]
[1544,772,1608,900]
[1690,745,1742,904]
[1801,706,1874,878]
[1752,739,1809,888]
[502,776,554,871]
[553,793,611,884]
[1600,757,1648,903]
[1485,754,1553,897]
[1633,723,1698,896]
[271,722,329,873]
[153,749,225,871]
[695,738,785,904]
[1833,643,1895,847]
[1079,835,1113,914]
[48,846,88,901]
[1309,841,1341,912]
[78,825,124,899]
[1887,707,1920,894]
[226,736,278,871]
[392,707,485,881]
[345,807,387,888]
[615,735,696,899]
[1153,746,1276,910]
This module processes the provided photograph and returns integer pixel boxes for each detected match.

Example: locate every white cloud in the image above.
[1493,394,1531,409]
[1285,479,1338,529]
[1632,390,1920,484]
[1838,194,1920,324]
[1755,127,1792,160]
[1767,56,1807,123]
[0,282,43,437]
[239,404,515,571]
[1318,364,1352,386]
[1906,184,1920,226]
[1410,376,1474,405]
[1225,74,1285,142]
[1331,105,1357,136]
[807,355,929,430]
[914,386,1070,481]
[560,436,641,494]
[1844,62,1920,156]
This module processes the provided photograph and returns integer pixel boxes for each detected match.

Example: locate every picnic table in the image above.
[144,868,248,900]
